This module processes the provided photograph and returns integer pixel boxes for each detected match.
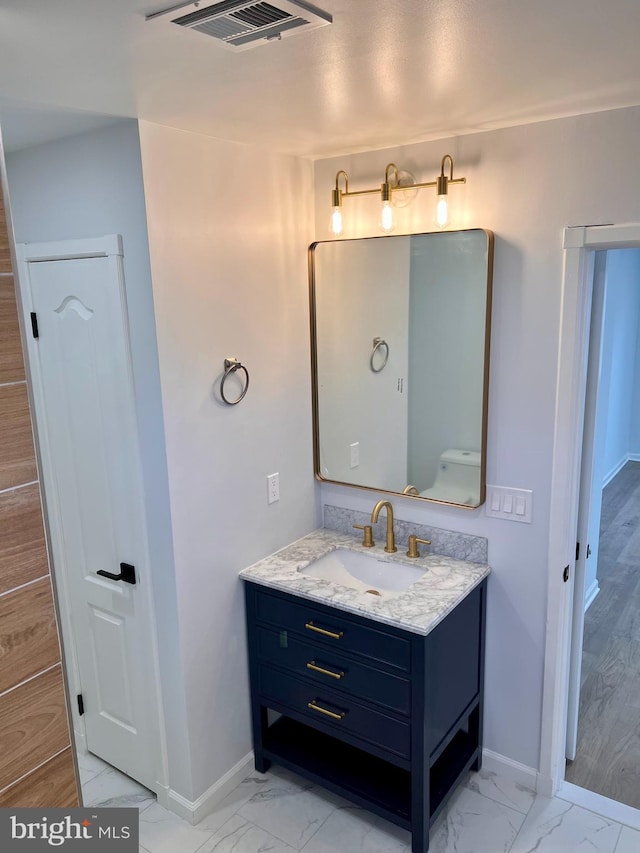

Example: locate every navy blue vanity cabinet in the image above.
[243,580,487,853]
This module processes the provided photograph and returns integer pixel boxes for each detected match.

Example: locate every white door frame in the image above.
[539,223,640,798]
[565,249,607,760]
[16,235,169,794]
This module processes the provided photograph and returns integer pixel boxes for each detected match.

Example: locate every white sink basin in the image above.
[299,548,425,597]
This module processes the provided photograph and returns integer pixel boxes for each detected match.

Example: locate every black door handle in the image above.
[97,563,136,584]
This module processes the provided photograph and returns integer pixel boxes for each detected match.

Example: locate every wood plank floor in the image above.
[565,460,640,807]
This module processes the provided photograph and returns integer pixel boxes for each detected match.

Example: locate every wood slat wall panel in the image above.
[0,748,78,808]
[0,383,37,491]
[0,483,49,596]
[0,665,71,792]
[0,190,10,273]
[0,578,61,694]
[0,276,25,384]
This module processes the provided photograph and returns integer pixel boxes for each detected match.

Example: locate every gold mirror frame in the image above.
[308,229,494,509]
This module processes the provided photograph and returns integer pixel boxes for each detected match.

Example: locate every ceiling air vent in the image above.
[147,0,332,51]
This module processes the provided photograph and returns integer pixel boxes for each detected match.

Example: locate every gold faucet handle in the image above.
[353,524,375,547]
[406,534,432,558]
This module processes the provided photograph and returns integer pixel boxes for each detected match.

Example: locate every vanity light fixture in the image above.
[379,164,397,233]
[435,154,460,229]
[329,155,466,235]
[329,170,348,235]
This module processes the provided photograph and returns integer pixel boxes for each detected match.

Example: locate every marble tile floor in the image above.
[77,749,156,813]
[115,761,640,853]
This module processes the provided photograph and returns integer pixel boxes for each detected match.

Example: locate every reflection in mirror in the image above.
[310,229,493,508]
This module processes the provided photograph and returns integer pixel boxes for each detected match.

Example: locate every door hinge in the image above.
[586,544,592,559]
[77,694,84,716]
[563,565,570,583]
[30,312,39,339]
[575,542,580,561]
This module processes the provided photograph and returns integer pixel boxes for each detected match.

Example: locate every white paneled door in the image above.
[18,236,161,792]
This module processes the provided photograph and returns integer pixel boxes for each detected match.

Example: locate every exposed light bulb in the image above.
[436,194,449,229]
[329,206,343,236]
[380,200,395,233]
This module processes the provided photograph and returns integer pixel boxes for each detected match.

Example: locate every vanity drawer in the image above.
[257,626,411,716]
[255,590,411,672]
[258,664,411,760]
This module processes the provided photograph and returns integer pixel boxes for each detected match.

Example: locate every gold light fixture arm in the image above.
[411,158,466,192]
[440,154,466,189]
[340,186,383,198]
[381,163,399,203]
[331,170,349,207]
[384,163,399,185]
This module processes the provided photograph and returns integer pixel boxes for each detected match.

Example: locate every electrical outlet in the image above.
[349,442,359,468]
[267,473,280,504]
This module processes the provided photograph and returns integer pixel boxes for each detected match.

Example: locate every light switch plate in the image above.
[485,485,532,523]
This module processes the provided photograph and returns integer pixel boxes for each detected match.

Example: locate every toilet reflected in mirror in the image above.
[420,449,480,506]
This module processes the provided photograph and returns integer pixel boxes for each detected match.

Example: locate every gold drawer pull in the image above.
[306,661,344,680]
[307,701,346,720]
[305,621,343,640]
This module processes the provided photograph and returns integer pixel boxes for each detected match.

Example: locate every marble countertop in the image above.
[239,529,490,636]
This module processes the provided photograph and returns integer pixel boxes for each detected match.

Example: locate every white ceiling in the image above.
[1,0,640,157]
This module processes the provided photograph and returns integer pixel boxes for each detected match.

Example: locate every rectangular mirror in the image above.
[309,229,493,508]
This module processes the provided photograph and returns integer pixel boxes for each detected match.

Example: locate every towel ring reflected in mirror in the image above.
[370,337,389,373]
[220,357,249,405]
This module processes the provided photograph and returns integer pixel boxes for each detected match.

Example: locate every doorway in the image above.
[540,224,640,827]
[564,248,640,807]
[566,462,640,804]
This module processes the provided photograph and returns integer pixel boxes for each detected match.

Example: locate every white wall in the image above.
[314,105,640,771]
[314,238,409,488]
[598,249,640,484]
[138,121,319,799]
[4,121,191,795]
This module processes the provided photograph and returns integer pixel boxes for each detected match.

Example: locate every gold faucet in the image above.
[406,534,432,558]
[371,500,397,553]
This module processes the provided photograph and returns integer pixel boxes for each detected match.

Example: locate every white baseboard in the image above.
[481,748,538,792]
[558,781,640,830]
[161,747,640,832]
[155,783,171,810]
[165,751,255,825]
[536,773,555,798]
[602,455,631,488]
[584,579,600,612]
[628,453,640,463]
